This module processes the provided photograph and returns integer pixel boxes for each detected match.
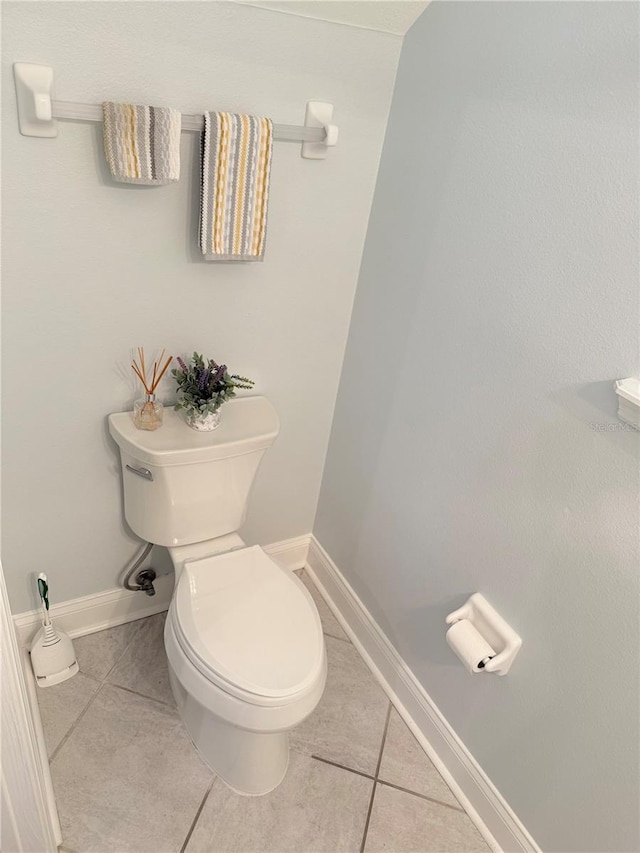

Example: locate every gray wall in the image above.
[314,3,640,851]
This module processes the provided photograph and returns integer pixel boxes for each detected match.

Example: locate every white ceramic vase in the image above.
[186,409,222,432]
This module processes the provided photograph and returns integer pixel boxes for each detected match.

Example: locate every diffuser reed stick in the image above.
[132,348,172,395]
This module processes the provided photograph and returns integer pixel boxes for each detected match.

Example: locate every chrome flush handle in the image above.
[125,464,153,482]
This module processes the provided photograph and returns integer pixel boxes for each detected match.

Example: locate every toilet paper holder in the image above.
[446,593,522,676]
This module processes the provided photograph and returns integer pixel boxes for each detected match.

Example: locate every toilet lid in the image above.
[174,546,325,699]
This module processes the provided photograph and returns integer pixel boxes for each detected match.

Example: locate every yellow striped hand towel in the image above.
[102,102,181,185]
[200,112,273,261]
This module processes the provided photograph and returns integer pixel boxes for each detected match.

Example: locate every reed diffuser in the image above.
[131,348,172,431]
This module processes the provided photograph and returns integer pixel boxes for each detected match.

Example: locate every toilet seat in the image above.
[171,546,324,706]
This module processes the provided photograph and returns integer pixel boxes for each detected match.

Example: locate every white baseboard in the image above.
[13,536,311,646]
[13,574,175,646]
[306,535,540,853]
[263,534,311,572]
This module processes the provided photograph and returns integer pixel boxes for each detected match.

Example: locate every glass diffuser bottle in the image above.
[131,348,172,432]
[133,393,163,431]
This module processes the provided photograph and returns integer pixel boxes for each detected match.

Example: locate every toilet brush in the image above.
[30,572,79,687]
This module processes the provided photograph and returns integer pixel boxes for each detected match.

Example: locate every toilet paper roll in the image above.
[446,619,496,673]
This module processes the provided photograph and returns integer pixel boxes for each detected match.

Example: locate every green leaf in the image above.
[37,578,49,610]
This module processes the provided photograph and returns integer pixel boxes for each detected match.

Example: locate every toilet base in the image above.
[168,668,290,796]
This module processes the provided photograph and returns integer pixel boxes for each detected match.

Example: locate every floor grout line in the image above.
[359,701,392,853]
[311,754,375,781]
[310,748,464,813]
[99,616,150,683]
[373,703,392,780]
[179,777,216,853]
[359,782,378,853]
[49,680,106,764]
[299,572,474,831]
[105,680,177,710]
[376,779,465,812]
[47,616,158,764]
[324,630,351,644]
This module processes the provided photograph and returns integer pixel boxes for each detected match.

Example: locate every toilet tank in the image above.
[108,396,279,547]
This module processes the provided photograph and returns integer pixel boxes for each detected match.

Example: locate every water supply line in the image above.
[122,541,157,596]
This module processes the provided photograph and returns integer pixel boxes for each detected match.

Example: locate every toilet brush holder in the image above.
[30,573,79,687]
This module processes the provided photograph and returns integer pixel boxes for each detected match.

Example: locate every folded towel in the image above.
[200,112,273,261]
[102,102,181,185]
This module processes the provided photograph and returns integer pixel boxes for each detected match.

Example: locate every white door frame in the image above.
[1,560,60,852]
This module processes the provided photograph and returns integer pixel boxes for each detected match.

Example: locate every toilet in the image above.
[108,396,327,795]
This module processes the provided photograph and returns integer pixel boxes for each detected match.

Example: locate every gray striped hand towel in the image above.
[200,112,273,261]
[102,102,181,185]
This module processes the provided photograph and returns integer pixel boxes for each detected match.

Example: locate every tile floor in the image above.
[35,570,490,853]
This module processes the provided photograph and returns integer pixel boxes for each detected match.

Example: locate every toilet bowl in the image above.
[108,396,327,795]
[164,544,326,795]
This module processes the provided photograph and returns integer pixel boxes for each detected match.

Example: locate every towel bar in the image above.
[51,100,327,143]
[14,63,339,158]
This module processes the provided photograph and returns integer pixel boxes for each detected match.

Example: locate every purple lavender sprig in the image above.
[198,368,210,391]
[172,352,254,417]
[211,365,227,385]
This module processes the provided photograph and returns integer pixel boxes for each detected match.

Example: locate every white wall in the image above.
[1,1,401,613]
[315,2,640,851]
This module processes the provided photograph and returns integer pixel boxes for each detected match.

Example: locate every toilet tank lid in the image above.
[108,396,279,467]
